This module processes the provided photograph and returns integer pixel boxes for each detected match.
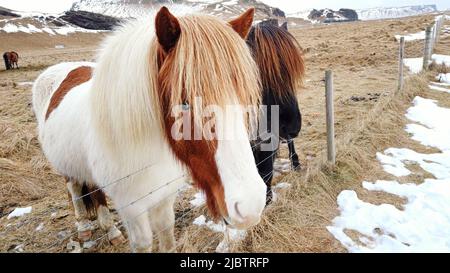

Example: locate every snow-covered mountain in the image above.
[70,0,285,20]
[0,0,286,35]
[306,8,358,23]
[288,5,439,22]
[357,5,437,20]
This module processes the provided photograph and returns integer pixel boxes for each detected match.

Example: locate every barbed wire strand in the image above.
[44,174,187,252]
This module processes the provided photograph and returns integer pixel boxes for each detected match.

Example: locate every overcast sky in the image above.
[0,0,449,14]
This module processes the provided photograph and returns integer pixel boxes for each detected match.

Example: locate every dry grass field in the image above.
[0,13,449,253]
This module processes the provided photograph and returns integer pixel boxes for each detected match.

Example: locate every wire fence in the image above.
[37,131,299,253]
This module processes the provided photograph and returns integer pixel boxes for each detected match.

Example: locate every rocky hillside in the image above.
[308,8,358,23]
[0,6,20,17]
[59,11,122,30]
[0,8,116,34]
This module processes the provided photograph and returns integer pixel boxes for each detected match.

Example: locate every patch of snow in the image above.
[12,244,24,253]
[193,214,247,253]
[27,24,42,33]
[328,95,450,252]
[2,23,19,33]
[35,223,44,231]
[17,81,34,86]
[437,73,450,84]
[395,31,425,42]
[403,57,423,74]
[193,215,226,233]
[404,55,450,74]
[216,227,247,253]
[429,85,450,94]
[1,21,106,35]
[433,54,450,67]
[55,45,65,49]
[42,27,56,35]
[376,151,412,177]
[190,192,206,208]
[7,207,32,219]
[406,97,450,151]
[274,182,292,190]
[378,148,450,180]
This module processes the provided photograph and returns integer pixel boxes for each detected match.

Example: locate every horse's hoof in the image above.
[292,161,301,171]
[107,226,125,245]
[78,230,92,242]
[110,234,126,246]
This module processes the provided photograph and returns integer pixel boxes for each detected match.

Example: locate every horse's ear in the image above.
[155,6,181,53]
[281,22,288,31]
[228,8,255,39]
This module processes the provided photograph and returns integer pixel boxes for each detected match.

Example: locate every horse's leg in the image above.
[149,196,176,252]
[89,186,125,245]
[66,178,95,241]
[119,206,153,253]
[256,149,277,205]
[288,139,301,170]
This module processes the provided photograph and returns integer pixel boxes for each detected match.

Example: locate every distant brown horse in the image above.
[3,52,19,70]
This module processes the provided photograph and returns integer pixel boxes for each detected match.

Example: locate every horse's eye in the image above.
[182,102,190,111]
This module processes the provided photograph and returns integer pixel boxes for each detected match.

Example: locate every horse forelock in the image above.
[247,24,305,100]
[154,14,262,219]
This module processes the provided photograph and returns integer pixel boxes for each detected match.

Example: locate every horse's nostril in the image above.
[234,202,244,220]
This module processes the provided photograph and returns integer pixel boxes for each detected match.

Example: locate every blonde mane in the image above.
[90,13,260,151]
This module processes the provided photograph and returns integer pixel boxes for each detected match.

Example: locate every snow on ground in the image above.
[403,57,424,74]
[404,55,450,74]
[190,192,206,208]
[0,22,107,35]
[328,94,450,252]
[17,82,34,86]
[35,222,44,232]
[395,31,425,42]
[7,207,32,219]
[437,73,450,84]
[429,85,450,94]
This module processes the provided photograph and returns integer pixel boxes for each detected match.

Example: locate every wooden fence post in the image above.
[398,36,405,91]
[325,70,336,165]
[435,16,443,44]
[423,26,433,71]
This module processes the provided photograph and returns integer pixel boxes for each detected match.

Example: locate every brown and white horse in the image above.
[3,51,19,70]
[32,7,266,252]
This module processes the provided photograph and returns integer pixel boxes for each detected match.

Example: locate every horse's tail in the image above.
[81,183,108,219]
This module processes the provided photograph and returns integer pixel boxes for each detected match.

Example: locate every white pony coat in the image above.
[32,11,266,251]
[33,61,186,209]
[32,19,188,213]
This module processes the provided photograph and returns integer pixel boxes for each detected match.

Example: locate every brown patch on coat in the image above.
[45,66,92,120]
[155,37,227,220]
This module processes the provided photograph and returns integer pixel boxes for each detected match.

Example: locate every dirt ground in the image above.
[0,13,449,253]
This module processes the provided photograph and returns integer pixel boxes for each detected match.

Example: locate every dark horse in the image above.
[3,52,19,70]
[3,53,10,70]
[247,22,305,204]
